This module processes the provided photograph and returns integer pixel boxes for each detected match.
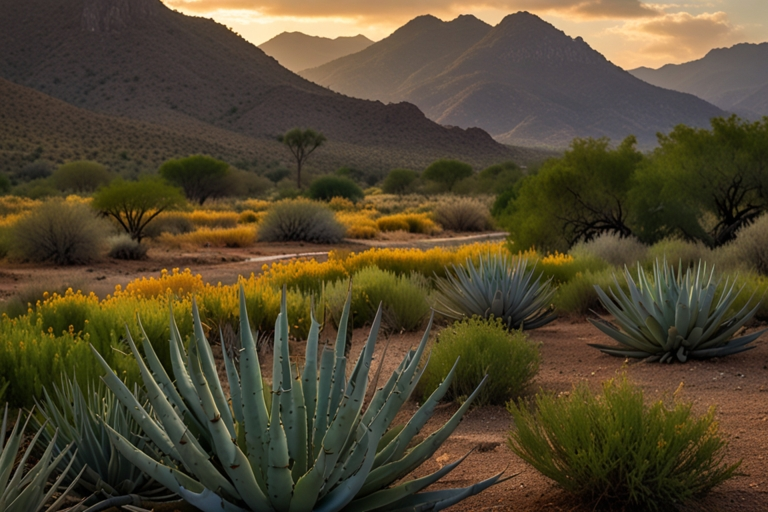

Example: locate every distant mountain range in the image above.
[630,43,768,119]
[259,32,374,73]
[0,0,517,176]
[302,12,724,147]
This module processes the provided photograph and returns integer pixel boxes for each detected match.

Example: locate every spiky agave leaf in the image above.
[35,374,176,499]
[92,285,505,511]
[0,404,84,512]
[435,252,556,330]
[589,259,766,362]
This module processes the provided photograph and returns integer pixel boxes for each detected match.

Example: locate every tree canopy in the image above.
[381,168,418,195]
[422,159,473,192]
[503,136,643,252]
[279,128,326,189]
[52,160,112,194]
[92,178,185,243]
[631,116,768,247]
[158,155,234,205]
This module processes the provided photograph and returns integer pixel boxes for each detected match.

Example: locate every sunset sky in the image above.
[161,0,766,69]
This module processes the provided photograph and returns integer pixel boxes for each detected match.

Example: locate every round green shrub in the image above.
[419,317,540,406]
[508,375,740,510]
[258,198,345,243]
[11,199,109,265]
[381,168,418,195]
[107,234,148,260]
[308,175,364,202]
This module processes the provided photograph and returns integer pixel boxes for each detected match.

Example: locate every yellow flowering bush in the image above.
[158,226,257,248]
[121,268,205,299]
[188,210,240,228]
[336,211,380,239]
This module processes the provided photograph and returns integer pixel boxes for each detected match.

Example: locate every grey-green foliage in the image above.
[435,253,557,330]
[36,374,174,499]
[590,259,766,362]
[0,405,83,512]
[91,287,506,512]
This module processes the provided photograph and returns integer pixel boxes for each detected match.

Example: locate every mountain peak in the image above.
[81,0,162,32]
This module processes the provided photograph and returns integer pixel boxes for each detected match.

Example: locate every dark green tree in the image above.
[92,178,186,243]
[381,168,418,195]
[308,175,364,202]
[279,128,326,189]
[52,160,112,194]
[477,161,524,194]
[631,116,768,247]
[158,155,235,205]
[503,136,643,252]
[422,159,473,192]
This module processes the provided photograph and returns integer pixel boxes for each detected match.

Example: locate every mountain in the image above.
[0,0,516,173]
[302,12,724,148]
[259,32,374,73]
[630,43,768,119]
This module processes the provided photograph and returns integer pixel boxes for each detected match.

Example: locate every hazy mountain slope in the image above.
[301,15,492,102]
[0,0,514,168]
[259,32,373,73]
[630,43,768,118]
[303,12,724,147]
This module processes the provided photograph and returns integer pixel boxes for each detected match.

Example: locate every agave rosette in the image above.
[90,286,506,512]
[589,259,765,362]
[435,253,556,330]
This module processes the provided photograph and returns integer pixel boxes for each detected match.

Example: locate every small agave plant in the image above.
[435,253,556,330]
[36,374,176,500]
[589,259,765,363]
[0,405,83,512]
[91,286,506,511]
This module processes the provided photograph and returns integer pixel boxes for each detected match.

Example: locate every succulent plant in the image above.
[589,259,765,362]
[435,253,556,330]
[35,374,175,499]
[0,404,83,512]
[91,286,506,511]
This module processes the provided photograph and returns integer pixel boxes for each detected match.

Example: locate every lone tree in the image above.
[279,128,326,188]
[158,155,234,205]
[422,159,473,192]
[92,178,185,243]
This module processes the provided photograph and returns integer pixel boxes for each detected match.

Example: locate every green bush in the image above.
[570,232,647,268]
[324,267,431,332]
[11,199,109,265]
[381,168,418,195]
[258,198,345,243]
[434,197,491,232]
[422,159,473,192]
[553,268,615,317]
[645,237,712,270]
[107,234,148,260]
[52,160,112,193]
[142,212,195,238]
[508,376,740,510]
[419,317,540,406]
[715,214,768,274]
[307,175,364,202]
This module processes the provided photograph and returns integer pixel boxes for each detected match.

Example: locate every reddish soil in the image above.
[1,245,767,511]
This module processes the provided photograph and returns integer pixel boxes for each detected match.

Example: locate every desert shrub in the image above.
[142,211,195,238]
[188,210,239,228]
[324,267,431,332]
[0,224,13,259]
[15,160,54,182]
[159,226,256,248]
[236,198,271,212]
[52,160,112,193]
[107,234,148,260]
[419,317,540,406]
[715,214,768,274]
[158,154,235,205]
[536,252,608,284]
[553,268,615,317]
[381,168,419,194]
[434,197,491,232]
[570,232,647,268]
[508,376,740,510]
[307,175,364,202]
[645,237,712,269]
[237,210,262,224]
[258,198,345,243]
[377,213,439,234]
[327,196,356,211]
[423,159,473,192]
[11,199,109,265]
[336,211,379,239]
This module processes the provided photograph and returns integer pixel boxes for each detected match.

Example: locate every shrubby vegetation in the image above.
[307,174,364,202]
[508,376,740,510]
[257,198,345,243]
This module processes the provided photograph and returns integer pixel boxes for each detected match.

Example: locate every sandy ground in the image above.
[1,240,766,511]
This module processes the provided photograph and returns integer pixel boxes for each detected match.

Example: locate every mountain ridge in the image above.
[258,32,374,73]
[302,11,725,147]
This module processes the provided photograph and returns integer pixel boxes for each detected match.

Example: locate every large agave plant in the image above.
[35,374,175,499]
[0,405,83,512]
[91,287,506,511]
[589,259,766,362]
[435,253,556,330]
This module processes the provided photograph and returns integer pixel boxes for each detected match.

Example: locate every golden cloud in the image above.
[162,0,661,20]
[618,11,744,60]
